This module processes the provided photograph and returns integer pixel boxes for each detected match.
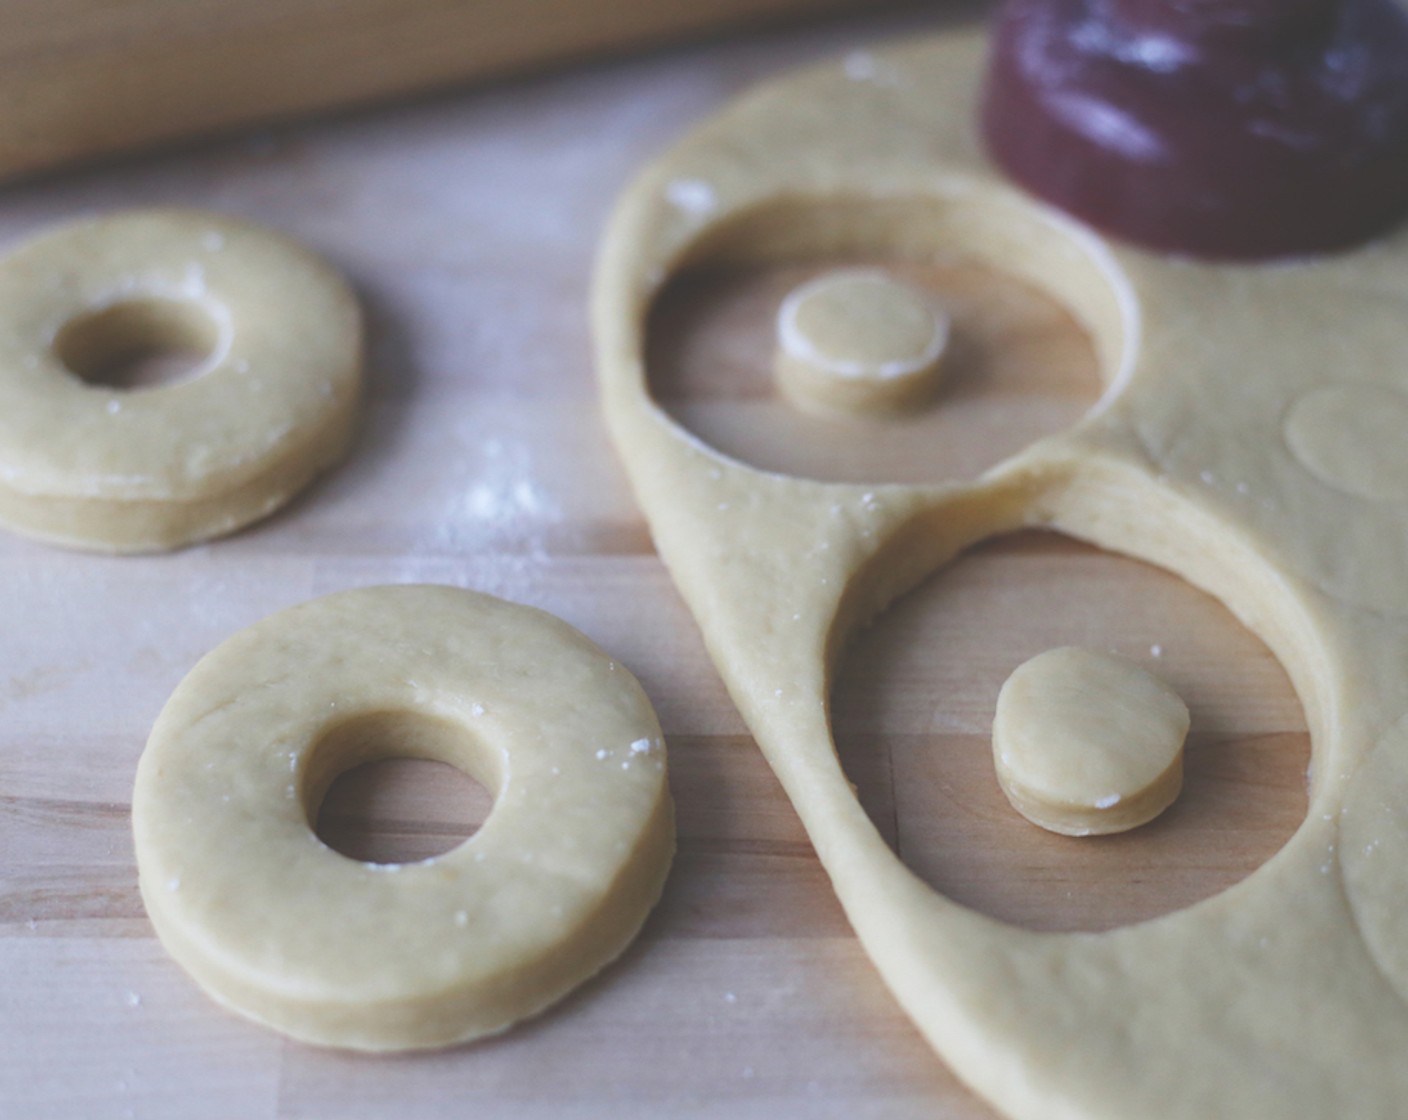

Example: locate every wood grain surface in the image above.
[0,7,1310,1118]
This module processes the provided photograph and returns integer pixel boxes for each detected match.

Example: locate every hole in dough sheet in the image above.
[646,258,1100,485]
[316,758,494,865]
[54,297,222,391]
[830,531,1310,933]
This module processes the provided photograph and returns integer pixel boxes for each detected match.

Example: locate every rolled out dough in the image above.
[592,25,1408,1120]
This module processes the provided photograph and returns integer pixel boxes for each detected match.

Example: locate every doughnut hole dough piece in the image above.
[993,647,1188,836]
[774,268,950,415]
[0,209,362,552]
[132,585,675,1051]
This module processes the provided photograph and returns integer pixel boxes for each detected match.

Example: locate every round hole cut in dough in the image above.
[993,647,1188,836]
[595,19,1408,1120]
[0,209,362,552]
[775,268,950,415]
[132,585,674,1051]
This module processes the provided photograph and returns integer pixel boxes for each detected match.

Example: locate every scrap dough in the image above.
[132,585,674,1051]
[992,647,1188,836]
[775,267,949,414]
[592,24,1408,1120]
[0,209,362,552]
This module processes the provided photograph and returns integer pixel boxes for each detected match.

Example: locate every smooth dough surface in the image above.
[775,267,949,414]
[0,209,362,552]
[592,23,1408,1120]
[132,585,674,1051]
[993,647,1187,836]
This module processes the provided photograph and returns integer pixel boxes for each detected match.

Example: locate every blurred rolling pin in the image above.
[3,0,894,181]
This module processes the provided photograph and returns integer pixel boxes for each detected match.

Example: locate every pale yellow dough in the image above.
[0,209,362,552]
[593,25,1408,1120]
[993,647,1188,836]
[132,585,674,1051]
[775,268,949,415]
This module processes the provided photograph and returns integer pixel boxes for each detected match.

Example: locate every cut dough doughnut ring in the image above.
[0,209,361,552]
[132,585,674,1051]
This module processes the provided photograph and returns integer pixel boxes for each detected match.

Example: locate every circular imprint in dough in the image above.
[992,647,1189,836]
[132,585,675,1051]
[774,268,949,416]
[0,209,362,553]
[1283,383,1408,502]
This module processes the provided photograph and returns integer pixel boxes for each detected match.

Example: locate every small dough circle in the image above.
[0,209,362,552]
[1284,383,1408,502]
[132,585,675,1051]
[992,647,1189,837]
[774,268,949,415]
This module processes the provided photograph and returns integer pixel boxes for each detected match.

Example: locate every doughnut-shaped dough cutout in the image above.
[132,585,674,1051]
[993,647,1188,836]
[0,209,362,552]
[774,268,949,415]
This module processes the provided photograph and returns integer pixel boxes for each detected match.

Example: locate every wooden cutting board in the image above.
[0,8,1311,1118]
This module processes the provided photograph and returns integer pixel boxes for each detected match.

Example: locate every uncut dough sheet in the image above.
[593,26,1408,1120]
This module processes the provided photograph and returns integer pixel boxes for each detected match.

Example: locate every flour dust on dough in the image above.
[593,25,1408,1120]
